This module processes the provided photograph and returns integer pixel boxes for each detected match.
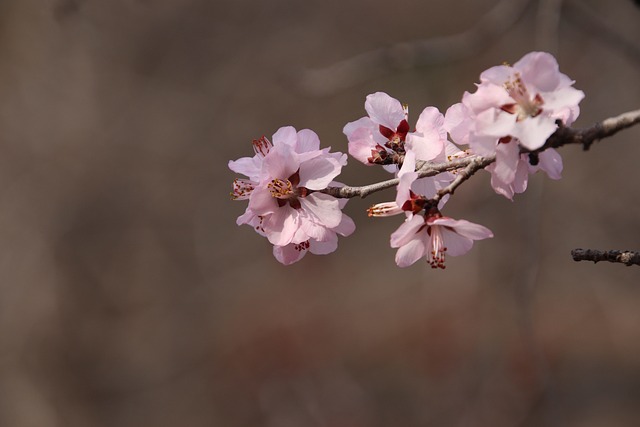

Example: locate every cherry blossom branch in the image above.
[322,108,640,199]
[571,248,640,266]
[295,0,532,96]
[541,108,640,151]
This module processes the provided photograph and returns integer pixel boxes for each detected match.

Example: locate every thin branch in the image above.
[571,248,640,266]
[433,155,496,201]
[295,0,533,96]
[542,108,640,151]
[322,108,640,199]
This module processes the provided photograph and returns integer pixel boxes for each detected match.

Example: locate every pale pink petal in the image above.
[273,244,307,265]
[228,156,263,181]
[298,157,342,190]
[512,157,530,193]
[487,164,515,200]
[390,215,424,248]
[364,92,405,130]
[395,150,417,206]
[264,206,299,246]
[264,144,300,181]
[299,216,330,241]
[515,51,562,92]
[470,134,499,157]
[467,84,513,112]
[343,117,376,139]
[479,64,513,85]
[534,148,563,180]
[475,109,516,138]
[299,193,342,228]
[439,227,474,257]
[412,176,439,200]
[247,185,278,215]
[444,102,472,146]
[271,126,298,148]
[493,141,520,184]
[309,233,339,255]
[332,213,356,237]
[395,238,425,267]
[430,217,493,240]
[406,107,445,161]
[296,129,321,152]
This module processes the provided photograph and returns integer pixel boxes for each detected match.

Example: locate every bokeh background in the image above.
[1,0,639,426]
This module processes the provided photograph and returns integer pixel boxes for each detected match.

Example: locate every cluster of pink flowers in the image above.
[229,127,355,265]
[229,52,583,268]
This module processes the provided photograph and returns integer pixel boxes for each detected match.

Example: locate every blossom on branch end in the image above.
[445,51,584,199]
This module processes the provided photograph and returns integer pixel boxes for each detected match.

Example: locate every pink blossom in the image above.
[229,127,355,265]
[445,51,583,198]
[343,92,446,172]
[390,208,493,268]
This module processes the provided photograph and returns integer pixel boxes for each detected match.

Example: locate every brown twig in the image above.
[571,249,640,266]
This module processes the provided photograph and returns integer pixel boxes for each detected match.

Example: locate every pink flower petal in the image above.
[534,148,563,180]
[343,117,376,139]
[296,129,321,153]
[395,238,425,267]
[264,206,299,246]
[333,213,356,237]
[364,92,406,130]
[390,215,424,248]
[273,244,307,265]
[228,156,262,181]
[299,193,342,228]
[272,126,298,148]
[309,233,339,255]
[264,144,300,181]
[298,157,342,190]
[439,227,474,257]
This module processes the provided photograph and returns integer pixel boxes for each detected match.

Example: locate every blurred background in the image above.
[0,0,639,426]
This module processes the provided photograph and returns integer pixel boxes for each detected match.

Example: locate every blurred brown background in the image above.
[0,0,639,426]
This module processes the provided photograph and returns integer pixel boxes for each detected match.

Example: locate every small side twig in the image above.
[571,248,640,266]
[433,156,495,201]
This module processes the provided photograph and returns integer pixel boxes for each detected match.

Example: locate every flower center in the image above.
[268,178,294,199]
[501,74,544,121]
[267,171,305,209]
